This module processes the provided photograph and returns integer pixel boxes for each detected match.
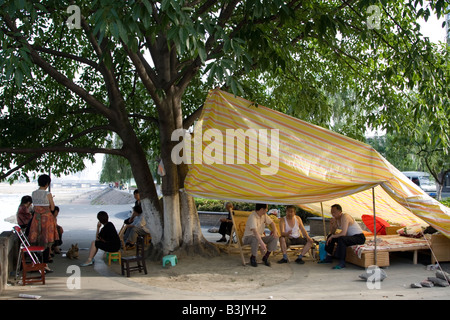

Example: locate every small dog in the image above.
[66,244,79,259]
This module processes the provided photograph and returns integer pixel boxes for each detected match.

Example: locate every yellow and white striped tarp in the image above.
[184,89,450,237]
[299,185,427,227]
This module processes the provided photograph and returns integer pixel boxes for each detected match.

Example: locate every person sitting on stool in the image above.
[217,202,234,242]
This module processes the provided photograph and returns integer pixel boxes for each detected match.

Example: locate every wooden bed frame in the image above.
[345,233,450,268]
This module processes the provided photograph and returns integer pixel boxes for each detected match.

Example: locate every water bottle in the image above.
[319,241,327,261]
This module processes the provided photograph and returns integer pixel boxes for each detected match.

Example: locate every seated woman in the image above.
[16,195,33,232]
[81,211,121,266]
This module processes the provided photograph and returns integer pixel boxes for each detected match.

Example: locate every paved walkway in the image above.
[2,227,449,301]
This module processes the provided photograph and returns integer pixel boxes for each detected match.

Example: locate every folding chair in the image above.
[228,210,252,266]
[227,211,283,265]
[12,226,47,285]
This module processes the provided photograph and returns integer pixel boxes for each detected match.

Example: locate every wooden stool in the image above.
[162,254,177,267]
[21,253,46,286]
[121,236,147,277]
[107,251,121,265]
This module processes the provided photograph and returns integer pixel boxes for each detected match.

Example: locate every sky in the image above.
[418,13,447,43]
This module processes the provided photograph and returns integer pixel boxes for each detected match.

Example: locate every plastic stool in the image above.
[162,255,177,267]
[107,251,121,265]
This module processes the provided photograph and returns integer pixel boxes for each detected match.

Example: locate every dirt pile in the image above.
[89,188,135,205]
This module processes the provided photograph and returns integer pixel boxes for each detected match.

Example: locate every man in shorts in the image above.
[277,205,314,264]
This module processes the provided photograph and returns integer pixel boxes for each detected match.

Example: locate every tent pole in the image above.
[372,187,377,266]
[320,202,326,238]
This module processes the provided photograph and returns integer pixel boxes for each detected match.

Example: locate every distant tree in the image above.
[100,154,133,185]
[366,134,422,171]
[368,129,450,200]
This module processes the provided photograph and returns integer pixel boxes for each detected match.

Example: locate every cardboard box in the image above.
[430,233,450,263]
[385,225,402,235]
[346,247,389,268]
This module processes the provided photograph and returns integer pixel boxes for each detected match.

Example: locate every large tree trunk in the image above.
[118,119,166,256]
[155,91,219,256]
[116,89,218,258]
[179,188,218,256]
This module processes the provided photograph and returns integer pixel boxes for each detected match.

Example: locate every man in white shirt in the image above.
[242,203,279,267]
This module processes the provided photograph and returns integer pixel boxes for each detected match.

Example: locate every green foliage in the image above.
[194,198,314,222]
[194,198,255,212]
[1,0,449,186]
[99,154,133,184]
[440,198,450,208]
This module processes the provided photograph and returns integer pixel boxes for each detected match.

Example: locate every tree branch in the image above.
[183,104,203,129]
[52,125,114,147]
[0,146,124,156]
[193,0,219,18]
[0,154,42,181]
[1,124,116,180]
[79,15,126,113]
[31,45,99,70]
[2,14,113,119]
[168,1,240,94]
[127,113,158,125]
[124,44,162,106]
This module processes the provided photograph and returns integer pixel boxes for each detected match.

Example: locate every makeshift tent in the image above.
[299,185,428,227]
[184,89,450,238]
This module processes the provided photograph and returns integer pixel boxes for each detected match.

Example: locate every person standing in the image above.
[28,174,59,263]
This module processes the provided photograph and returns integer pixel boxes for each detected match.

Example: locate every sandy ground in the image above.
[2,184,450,301]
[108,252,294,294]
[2,184,292,293]
[72,187,292,292]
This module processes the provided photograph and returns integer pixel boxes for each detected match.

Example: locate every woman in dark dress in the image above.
[81,211,121,266]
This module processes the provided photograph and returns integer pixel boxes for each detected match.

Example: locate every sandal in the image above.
[332,264,345,269]
[80,259,95,267]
